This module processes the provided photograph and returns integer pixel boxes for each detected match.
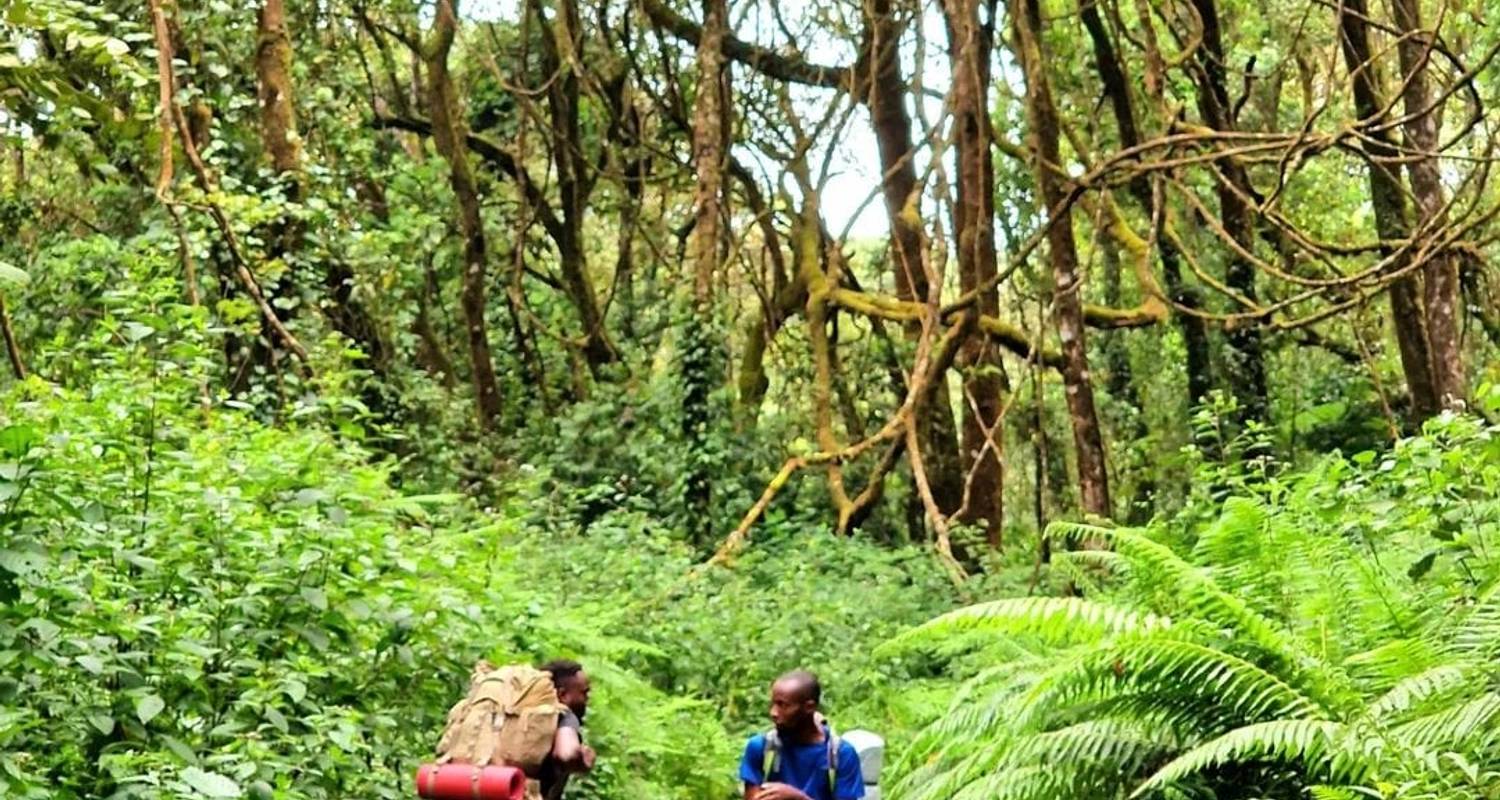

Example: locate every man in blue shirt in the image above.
[739,671,865,800]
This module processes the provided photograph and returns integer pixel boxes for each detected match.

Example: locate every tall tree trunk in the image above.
[537,0,618,368]
[943,0,1006,546]
[1336,0,1439,422]
[1460,257,1500,347]
[1389,0,1465,410]
[257,0,300,176]
[733,160,799,420]
[864,0,966,531]
[863,0,966,529]
[1078,0,1214,413]
[1012,0,1112,519]
[1188,0,1268,426]
[242,0,304,394]
[616,158,646,340]
[428,0,503,429]
[0,293,24,381]
[1078,0,1154,517]
[683,0,728,542]
[606,73,647,341]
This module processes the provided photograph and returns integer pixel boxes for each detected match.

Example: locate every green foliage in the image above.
[886,417,1500,800]
[0,318,737,798]
[0,272,970,799]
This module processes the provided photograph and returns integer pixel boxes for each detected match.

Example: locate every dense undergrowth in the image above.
[3,242,1498,800]
[885,407,1500,800]
[0,270,969,799]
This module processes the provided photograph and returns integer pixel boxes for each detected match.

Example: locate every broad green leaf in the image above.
[161,735,197,764]
[123,322,155,342]
[135,693,165,725]
[182,767,242,798]
[0,261,28,288]
[283,679,307,704]
[87,710,114,735]
[299,586,328,611]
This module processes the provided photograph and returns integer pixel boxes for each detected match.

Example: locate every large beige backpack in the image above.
[435,660,563,774]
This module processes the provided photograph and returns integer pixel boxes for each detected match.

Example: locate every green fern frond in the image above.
[1050,524,1322,673]
[890,737,1010,800]
[951,765,1052,800]
[1089,690,1258,741]
[1367,663,1476,723]
[1132,719,1346,797]
[1450,581,1500,659]
[1191,498,1272,595]
[879,596,1170,657]
[1017,635,1320,732]
[1307,787,1362,800]
[1343,637,1444,689]
[1005,717,1175,773]
[1395,691,1500,750]
[891,666,1042,778]
[1051,548,1131,576]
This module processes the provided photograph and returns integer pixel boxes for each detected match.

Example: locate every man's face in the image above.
[558,671,591,720]
[768,679,814,734]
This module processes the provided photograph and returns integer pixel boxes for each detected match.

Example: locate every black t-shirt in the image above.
[538,709,582,800]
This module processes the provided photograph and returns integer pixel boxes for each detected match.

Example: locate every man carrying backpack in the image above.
[428,658,596,800]
[537,659,595,800]
[739,671,864,800]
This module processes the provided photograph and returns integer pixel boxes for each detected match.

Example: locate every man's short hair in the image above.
[776,670,822,704]
[542,659,584,686]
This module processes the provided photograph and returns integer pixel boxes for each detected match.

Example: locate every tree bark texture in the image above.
[1189,0,1269,426]
[428,0,503,429]
[943,0,1006,545]
[683,0,729,541]
[1336,0,1439,422]
[1389,0,1466,410]
[864,0,967,527]
[1013,0,1112,519]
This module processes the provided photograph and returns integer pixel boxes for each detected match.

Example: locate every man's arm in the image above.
[752,786,812,800]
[550,724,594,773]
[739,737,803,800]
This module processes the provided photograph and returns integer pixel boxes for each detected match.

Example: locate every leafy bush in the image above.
[0,274,976,799]
[885,415,1500,800]
[0,326,735,799]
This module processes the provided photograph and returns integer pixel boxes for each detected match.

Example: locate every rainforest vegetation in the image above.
[2,0,1499,796]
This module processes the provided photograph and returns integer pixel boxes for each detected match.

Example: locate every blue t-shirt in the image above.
[739,733,865,800]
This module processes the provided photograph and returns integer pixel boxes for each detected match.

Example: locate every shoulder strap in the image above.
[824,722,840,792]
[762,729,782,781]
[761,723,839,788]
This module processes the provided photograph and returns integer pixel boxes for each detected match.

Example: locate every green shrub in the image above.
[885,415,1500,800]
[0,357,735,799]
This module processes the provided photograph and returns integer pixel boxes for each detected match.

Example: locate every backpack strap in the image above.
[761,729,782,781]
[824,723,840,792]
[760,720,839,790]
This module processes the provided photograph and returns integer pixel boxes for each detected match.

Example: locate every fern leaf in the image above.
[1005,717,1175,773]
[1450,581,1500,659]
[880,596,1169,657]
[1395,691,1500,750]
[1367,663,1476,723]
[1132,719,1346,797]
[1016,635,1320,732]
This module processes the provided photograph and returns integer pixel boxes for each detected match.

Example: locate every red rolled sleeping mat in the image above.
[414,764,526,800]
